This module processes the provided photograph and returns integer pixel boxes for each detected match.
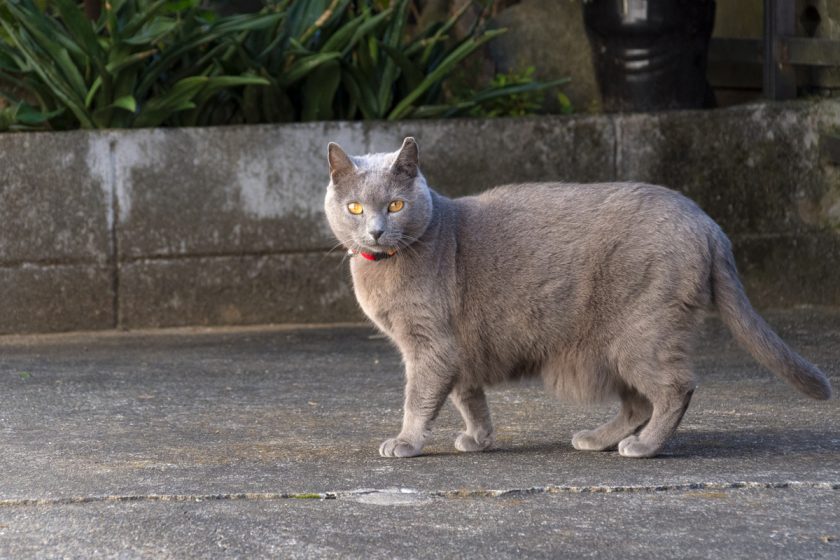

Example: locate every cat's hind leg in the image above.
[611,303,701,458]
[450,384,494,452]
[571,389,652,451]
[617,361,695,458]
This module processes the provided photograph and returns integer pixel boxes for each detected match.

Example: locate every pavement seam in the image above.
[1,481,838,508]
[430,480,840,499]
[0,321,370,346]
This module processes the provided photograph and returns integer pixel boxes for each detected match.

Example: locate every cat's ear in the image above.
[327,142,356,182]
[391,137,419,179]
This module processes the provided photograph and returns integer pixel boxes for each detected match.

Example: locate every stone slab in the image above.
[616,102,840,236]
[392,114,617,194]
[2,101,840,334]
[111,115,616,261]
[0,264,113,334]
[734,233,840,308]
[0,130,111,265]
[117,252,361,328]
[112,125,338,258]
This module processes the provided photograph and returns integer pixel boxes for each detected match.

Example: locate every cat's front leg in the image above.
[379,352,455,458]
[450,384,494,452]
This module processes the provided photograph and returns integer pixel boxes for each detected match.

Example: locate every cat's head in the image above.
[324,137,433,255]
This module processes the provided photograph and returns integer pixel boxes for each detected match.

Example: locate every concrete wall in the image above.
[1,100,839,334]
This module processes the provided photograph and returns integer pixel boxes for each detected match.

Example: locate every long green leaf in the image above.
[112,95,137,112]
[410,101,475,119]
[412,0,475,61]
[298,0,351,46]
[0,100,62,131]
[319,11,365,53]
[376,0,407,113]
[387,29,506,120]
[280,52,341,86]
[470,77,572,104]
[300,59,339,121]
[16,102,64,124]
[211,12,285,35]
[340,7,392,57]
[378,41,423,97]
[285,0,333,43]
[84,76,102,108]
[134,75,208,127]
[340,65,378,119]
[105,48,157,73]
[204,75,270,88]
[122,0,169,37]
[54,46,88,100]
[52,0,104,64]
[123,17,178,46]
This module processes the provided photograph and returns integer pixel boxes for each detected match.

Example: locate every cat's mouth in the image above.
[360,241,398,253]
[364,247,398,257]
[349,241,398,261]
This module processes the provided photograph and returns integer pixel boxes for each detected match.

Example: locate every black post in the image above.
[583,0,717,113]
[763,0,796,100]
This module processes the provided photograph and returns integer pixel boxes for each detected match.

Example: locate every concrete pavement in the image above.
[1,308,839,558]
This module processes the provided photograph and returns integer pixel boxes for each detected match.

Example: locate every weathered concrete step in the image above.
[1,101,839,333]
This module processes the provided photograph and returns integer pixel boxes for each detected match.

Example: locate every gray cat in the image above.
[324,137,831,459]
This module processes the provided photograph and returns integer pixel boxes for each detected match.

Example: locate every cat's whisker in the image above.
[320,239,355,270]
[325,240,349,256]
[396,234,423,259]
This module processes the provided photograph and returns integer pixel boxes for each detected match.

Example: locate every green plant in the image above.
[442,66,571,119]
[205,0,501,122]
[227,0,568,122]
[0,99,58,130]
[0,0,570,129]
[0,0,273,129]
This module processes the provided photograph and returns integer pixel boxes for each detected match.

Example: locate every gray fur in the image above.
[324,138,832,459]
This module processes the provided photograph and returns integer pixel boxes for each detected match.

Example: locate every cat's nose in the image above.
[368,228,384,241]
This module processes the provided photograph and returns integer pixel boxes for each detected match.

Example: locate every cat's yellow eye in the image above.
[388,200,405,213]
[347,202,363,215]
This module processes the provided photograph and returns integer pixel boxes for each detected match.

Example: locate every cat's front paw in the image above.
[454,431,494,452]
[571,429,615,451]
[379,438,422,458]
[617,435,659,458]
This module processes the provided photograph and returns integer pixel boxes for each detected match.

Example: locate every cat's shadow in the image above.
[470,428,840,460]
[664,428,840,459]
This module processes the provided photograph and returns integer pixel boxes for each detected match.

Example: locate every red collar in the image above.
[350,249,397,262]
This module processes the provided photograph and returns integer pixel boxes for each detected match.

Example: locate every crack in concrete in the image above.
[1,481,837,508]
[108,137,120,330]
[0,492,334,508]
[0,248,342,270]
[120,247,340,264]
[430,480,840,499]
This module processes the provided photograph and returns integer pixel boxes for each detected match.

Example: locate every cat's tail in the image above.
[710,234,832,400]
